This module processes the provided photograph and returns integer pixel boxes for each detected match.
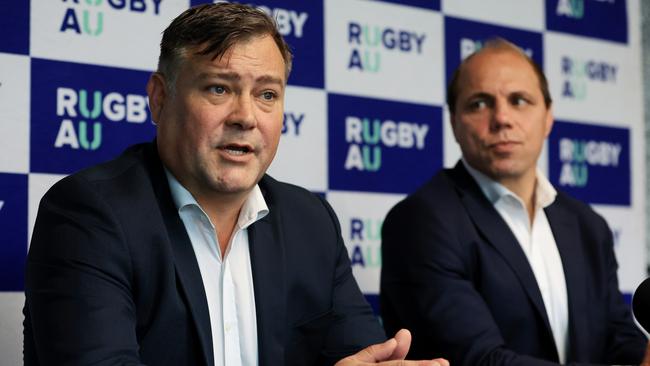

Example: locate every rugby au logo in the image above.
[558,138,622,187]
[346,21,426,73]
[561,56,617,100]
[348,217,382,268]
[556,0,584,19]
[59,0,163,36]
[55,87,148,150]
[344,116,429,172]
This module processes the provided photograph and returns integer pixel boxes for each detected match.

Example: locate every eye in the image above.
[510,94,530,106]
[466,99,489,111]
[208,85,227,95]
[260,90,277,101]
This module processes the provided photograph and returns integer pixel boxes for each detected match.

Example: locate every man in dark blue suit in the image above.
[381,38,649,366]
[23,3,448,366]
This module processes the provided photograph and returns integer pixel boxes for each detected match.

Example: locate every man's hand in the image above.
[334,329,449,366]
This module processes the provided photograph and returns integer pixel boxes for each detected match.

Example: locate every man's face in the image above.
[451,49,553,185]
[149,35,286,200]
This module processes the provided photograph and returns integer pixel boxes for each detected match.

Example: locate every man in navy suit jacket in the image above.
[381,38,648,365]
[24,3,448,366]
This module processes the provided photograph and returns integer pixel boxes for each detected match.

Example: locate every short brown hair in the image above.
[446,38,552,113]
[157,3,293,88]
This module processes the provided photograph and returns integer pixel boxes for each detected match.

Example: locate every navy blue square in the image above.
[546,0,628,44]
[444,16,544,90]
[374,0,440,11]
[0,1,30,55]
[328,93,442,194]
[0,173,28,291]
[30,58,155,175]
[548,120,630,206]
[191,0,325,88]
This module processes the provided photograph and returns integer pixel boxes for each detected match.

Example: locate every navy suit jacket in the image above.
[380,162,646,366]
[24,142,384,366]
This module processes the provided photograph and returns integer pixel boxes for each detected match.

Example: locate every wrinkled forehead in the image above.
[176,38,287,84]
[181,36,288,79]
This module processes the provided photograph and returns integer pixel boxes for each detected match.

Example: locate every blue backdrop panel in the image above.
[549,120,630,205]
[546,0,628,43]
[0,173,28,291]
[192,0,325,88]
[444,16,544,86]
[30,58,156,175]
[328,93,442,194]
[376,0,440,11]
[0,2,29,55]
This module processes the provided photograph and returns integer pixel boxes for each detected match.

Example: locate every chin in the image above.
[224,174,265,192]
[491,166,525,179]
[213,181,253,194]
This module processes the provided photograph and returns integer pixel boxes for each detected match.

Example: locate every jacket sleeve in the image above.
[24,175,144,366]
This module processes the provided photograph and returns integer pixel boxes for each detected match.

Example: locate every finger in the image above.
[375,359,447,366]
[355,337,399,362]
[432,358,449,366]
[388,329,412,360]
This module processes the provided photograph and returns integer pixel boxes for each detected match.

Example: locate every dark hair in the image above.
[157,3,293,88]
[446,37,552,113]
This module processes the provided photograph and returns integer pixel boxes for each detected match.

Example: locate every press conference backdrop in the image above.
[0,0,645,363]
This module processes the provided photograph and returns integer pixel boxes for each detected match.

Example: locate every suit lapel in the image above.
[449,163,553,335]
[545,200,587,361]
[249,180,287,366]
[145,144,214,366]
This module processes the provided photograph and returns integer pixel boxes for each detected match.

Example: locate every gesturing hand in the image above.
[334,329,449,366]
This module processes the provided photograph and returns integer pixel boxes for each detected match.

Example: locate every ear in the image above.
[449,112,461,143]
[544,107,554,138]
[147,72,167,124]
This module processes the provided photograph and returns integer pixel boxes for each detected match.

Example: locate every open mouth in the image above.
[221,144,252,155]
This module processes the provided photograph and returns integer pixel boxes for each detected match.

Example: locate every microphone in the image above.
[632,278,650,333]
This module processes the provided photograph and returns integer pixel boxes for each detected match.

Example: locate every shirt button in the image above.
[225,324,232,332]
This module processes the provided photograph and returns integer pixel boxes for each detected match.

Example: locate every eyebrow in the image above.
[465,92,494,100]
[197,72,284,86]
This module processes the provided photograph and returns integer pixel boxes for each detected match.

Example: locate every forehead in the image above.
[458,49,539,92]
[183,35,286,78]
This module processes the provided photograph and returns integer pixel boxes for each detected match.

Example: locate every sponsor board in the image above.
[444,16,543,86]
[326,190,405,294]
[326,0,443,105]
[545,33,633,125]
[267,86,327,191]
[442,0,544,32]
[1,2,30,55]
[192,0,325,88]
[328,93,442,194]
[549,120,630,206]
[31,0,185,70]
[30,58,155,175]
[0,173,28,291]
[591,204,646,293]
[0,54,30,174]
[374,0,440,10]
[546,0,627,43]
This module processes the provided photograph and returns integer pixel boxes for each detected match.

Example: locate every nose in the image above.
[226,94,256,129]
[490,98,512,132]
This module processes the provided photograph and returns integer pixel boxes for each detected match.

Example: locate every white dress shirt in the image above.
[166,169,268,366]
[463,160,569,364]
